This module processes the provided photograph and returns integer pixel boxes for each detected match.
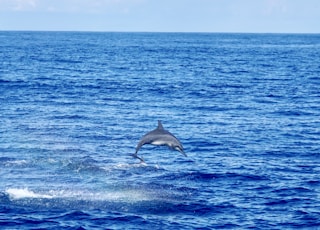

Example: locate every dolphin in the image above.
[132,120,186,162]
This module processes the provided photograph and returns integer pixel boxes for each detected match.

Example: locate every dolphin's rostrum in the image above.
[133,120,186,162]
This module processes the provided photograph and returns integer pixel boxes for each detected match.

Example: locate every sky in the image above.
[0,0,319,33]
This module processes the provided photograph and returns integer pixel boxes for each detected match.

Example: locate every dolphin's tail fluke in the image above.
[131,153,145,163]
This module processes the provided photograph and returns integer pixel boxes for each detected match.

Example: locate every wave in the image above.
[0,157,29,167]
[161,171,269,182]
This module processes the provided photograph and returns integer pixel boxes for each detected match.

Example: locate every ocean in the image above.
[0,31,319,229]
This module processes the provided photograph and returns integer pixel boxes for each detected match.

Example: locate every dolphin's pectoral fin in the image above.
[131,153,145,163]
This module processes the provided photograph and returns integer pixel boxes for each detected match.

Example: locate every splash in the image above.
[6,188,54,199]
[5,187,166,203]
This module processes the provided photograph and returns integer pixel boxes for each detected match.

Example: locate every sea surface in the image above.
[0,32,319,229]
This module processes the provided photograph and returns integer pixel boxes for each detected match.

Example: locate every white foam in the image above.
[6,188,54,200]
[113,162,147,169]
[55,189,154,202]
[6,187,163,203]
[98,189,153,202]
[5,159,28,166]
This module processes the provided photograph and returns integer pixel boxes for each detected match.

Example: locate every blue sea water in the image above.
[0,31,319,229]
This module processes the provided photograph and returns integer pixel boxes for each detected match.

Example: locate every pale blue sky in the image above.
[0,0,319,33]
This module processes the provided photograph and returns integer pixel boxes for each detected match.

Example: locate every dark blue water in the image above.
[1,32,320,229]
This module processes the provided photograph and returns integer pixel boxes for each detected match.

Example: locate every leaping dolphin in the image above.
[132,120,186,162]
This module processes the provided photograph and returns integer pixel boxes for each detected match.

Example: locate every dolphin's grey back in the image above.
[135,121,164,153]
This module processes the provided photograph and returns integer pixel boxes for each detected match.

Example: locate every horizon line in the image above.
[1,29,320,35]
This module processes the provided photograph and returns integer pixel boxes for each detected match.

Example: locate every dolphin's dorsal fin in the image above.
[157,120,164,130]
